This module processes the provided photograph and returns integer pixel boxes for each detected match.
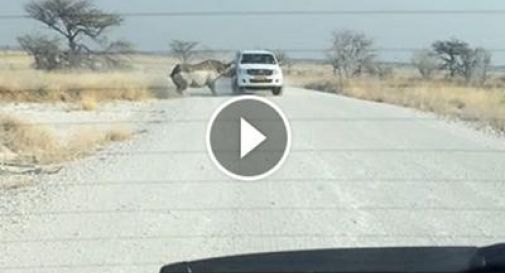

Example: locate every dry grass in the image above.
[0,52,174,104]
[80,96,98,111]
[0,176,35,191]
[0,51,32,70]
[0,53,157,170]
[345,79,504,130]
[0,70,165,103]
[65,126,132,160]
[105,127,132,142]
[0,114,59,163]
[291,63,505,133]
[0,114,133,165]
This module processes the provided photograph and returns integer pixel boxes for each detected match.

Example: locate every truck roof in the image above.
[239,50,275,55]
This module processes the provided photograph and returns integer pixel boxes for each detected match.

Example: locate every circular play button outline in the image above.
[206,96,291,181]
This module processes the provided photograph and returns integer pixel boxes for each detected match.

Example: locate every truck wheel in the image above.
[272,87,283,96]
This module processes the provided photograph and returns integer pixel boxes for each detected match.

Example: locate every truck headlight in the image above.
[239,69,247,75]
[273,69,281,75]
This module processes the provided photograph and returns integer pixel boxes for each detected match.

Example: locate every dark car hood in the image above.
[161,244,505,273]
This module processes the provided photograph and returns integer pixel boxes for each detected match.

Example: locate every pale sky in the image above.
[1,0,505,63]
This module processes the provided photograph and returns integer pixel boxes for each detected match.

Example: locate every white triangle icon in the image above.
[240,118,267,159]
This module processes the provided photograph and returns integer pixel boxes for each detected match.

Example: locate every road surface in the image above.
[2,87,505,273]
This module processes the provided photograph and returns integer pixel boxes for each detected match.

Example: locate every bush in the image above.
[411,49,439,80]
[18,35,63,70]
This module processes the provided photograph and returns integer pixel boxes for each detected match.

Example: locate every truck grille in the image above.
[250,78,273,83]
[247,69,273,76]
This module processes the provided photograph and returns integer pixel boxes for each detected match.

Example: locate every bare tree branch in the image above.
[327,30,375,81]
[169,40,199,64]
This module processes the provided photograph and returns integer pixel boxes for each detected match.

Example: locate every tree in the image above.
[432,39,492,84]
[327,30,375,80]
[432,39,470,78]
[21,0,125,69]
[411,49,439,80]
[472,48,491,85]
[460,47,491,84]
[169,40,199,64]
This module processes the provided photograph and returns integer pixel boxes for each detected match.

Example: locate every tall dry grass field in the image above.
[0,52,176,104]
[289,62,505,133]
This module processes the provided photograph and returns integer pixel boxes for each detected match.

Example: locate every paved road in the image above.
[2,87,505,273]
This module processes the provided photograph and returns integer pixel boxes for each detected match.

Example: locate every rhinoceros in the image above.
[170,60,233,96]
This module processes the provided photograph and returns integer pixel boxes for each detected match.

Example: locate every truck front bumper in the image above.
[236,75,284,89]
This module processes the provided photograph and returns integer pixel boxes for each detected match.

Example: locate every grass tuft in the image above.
[0,115,134,165]
[80,96,98,111]
[105,127,133,142]
[0,114,59,163]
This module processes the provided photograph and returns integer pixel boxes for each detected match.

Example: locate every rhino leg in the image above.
[171,74,188,94]
[207,80,217,96]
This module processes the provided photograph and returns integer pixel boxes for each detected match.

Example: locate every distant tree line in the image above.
[16,1,493,83]
[325,30,492,85]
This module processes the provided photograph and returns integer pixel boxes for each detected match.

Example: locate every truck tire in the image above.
[272,87,283,96]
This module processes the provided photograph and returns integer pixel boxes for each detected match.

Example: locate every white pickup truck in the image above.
[232,50,284,96]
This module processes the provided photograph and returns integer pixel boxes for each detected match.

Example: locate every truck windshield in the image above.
[240,54,277,64]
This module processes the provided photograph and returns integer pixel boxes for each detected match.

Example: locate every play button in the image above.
[240,118,267,159]
[207,96,291,181]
